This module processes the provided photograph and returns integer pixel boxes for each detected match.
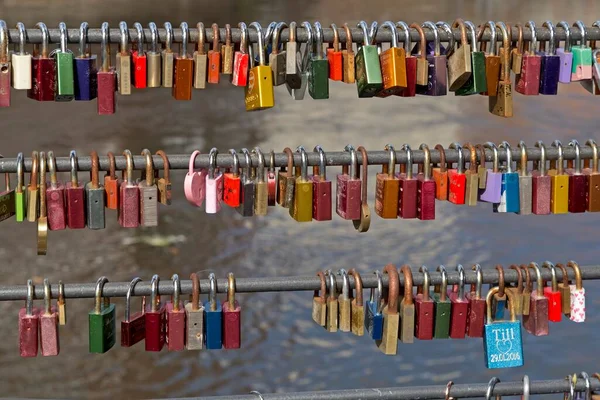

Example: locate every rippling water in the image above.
[1,0,600,398]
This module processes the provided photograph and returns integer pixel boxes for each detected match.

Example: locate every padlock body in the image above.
[447,44,472,91]
[419,54,447,96]
[88,304,116,354]
[85,183,106,230]
[254,181,268,216]
[231,52,249,87]
[269,52,287,86]
[205,174,224,214]
[556,48,573,83]
[161,50,174,88]
[223,300,241,349]
[46,184,66,230]
[326,298,338,332]
[432,168,448,200]
[327,49,343,81]
[166,302,186,351]
[455,51,487,96]
[488,81,513,117]
[338,298,351,332]
[118,183,140,228]
[376,306,399,355]
[204,300,223,349]
[398,175,417,218]
[584,171,600,211]
[131,51,147,89]
[336,174,361,220]
[351,299,365,336]
[144,304,166,352]
[27,187,39,222]
[569,287,585,323]
[365,300,383,340]
[342,49,355,84]
[355,45,383,98]
[398,56,417,97]
[223,173,241,208]
[184,303,205,350]
[448,170,466,205]
[518,175,532,215]
[0,60,10,107]
[104,175,120,210]
[480,170,502,202]
[97,69,116,115]
[466,295,485,338]
[571,46,592,81]
[532,172,551,215]
[432,294,451,339]
[120,311,145,347]
[379,47,407,96]
[399,300,415,343]
[309,58,329,99]
[549,172,569,214]
[40,308,60,356]
[74,56,98,100]
[449,292,469,339]
[312,177,332,221]
[492,293,507,320]
[138,182,158,227]
[516,54,541,95]
[543,287,562,323]
[173,57,194,101]
[19,308,39,357]
[483,321,524,368]
[414,295,434,340]
[15,190,26,222]
[222,45,234,74]
[0,189,15,222]
[236,181,255,217]
[286,42,302,88]
[482,54,501,96]
[464,171,479,206]
[147,52,161,87]
[28,57,56,101]
[567,172,588,213]
[208,50,221,83]
[523,293,549,336]
[245,66,274,111]
[11,53,32,90]
[267,172,277,206]
[312,297,327,327]
[375,174,399,219]
[55,51,75,101]
[494,172,520,213]
[539,54,560,95]
[193,52,207,89]
[115,52,131,94]
[66,182,86,229]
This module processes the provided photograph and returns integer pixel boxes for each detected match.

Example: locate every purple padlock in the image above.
[417,21,447,96]
[480,142,502,203]
[556,21,573,84]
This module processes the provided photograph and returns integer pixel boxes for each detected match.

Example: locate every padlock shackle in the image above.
[208,147,219,180]
[463,21,477,53]
[94,276,109,314]
[436,265,448,301]
[344,145,358,179]
[568,140,582,174]
[573,21,587,47]
[248,22,265,66]
[495,265,505,297]
[125,277,142,322]
[348,269,363,304]
[449,142,464,174]
[551,140,564,175]
[196,22,205,54]
[326,270,337,300]
[283,147,294,178]
[100,22,111,72]
[133,22,145,54]
[525,20,537,55]
[450,19,468,55]
[227,272,236,309]
[171,274,181,311]
[224,23,232,47]
[89,151,100,189]
[436,21,454,56]
[296,146,308,181]
[16,22,26,56]
[383,144,396,176]
[509,265,524,294]
[419,266,430,302]
[228,149,239,178]
[28,151,39,188]
[179,22,189,58]
[58,281,65,306]
[518,141,528,176]
[542,21,556,55]
[463,143,477,173]
[150,274,159,313]
[237,22,248,54]
[315,271,326,303]
[369,270,384,313]
[584,139,598,172]
[496,22,510,82]
[34,22,49,58]
[455,264,465,300]
[337,269,350,300]
[164,22,173,53]
[343,23,353,51]
[272,22,287,55]
[402,144,413,179]
[383,264,399,312]
[542,261,558,291]
[118,21,128,54]
[123,149,134,184]
[313,22,324,59]
[69,150,79,186]
[148,22,158,54]
[155,150,170,183]
[567,260,583,290]
[313,146,327,180]
[208,273,217,311]
[399,265,412,305]
[498,141,513,173]
[419,144,431,180]
[16,153,24,193]
[356,146,370,213]
[534,141,547,176]
[26,279,34,316]
[253,147,265,183]
[410,23,427,61]
[557,21,571,52]
[519,264,532,293]
[475,144,486,171]
[356,21,370,47]
[479,21,496,55]
[241,148,252,180]
[330,23,340,52]
[471,264,482,299]
[78,22,89,58]
[434,144,447,172]
[486,286,517,323]
[0,20,7,63]
[380,21,398,49]
[527,262,544,296]
[190,273,200,311]
[300,21,313,72]
[422,21,440,56]
[38,152,47,219]
[43,278,52,316]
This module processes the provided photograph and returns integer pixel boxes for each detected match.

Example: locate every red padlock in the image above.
[97,22,116,115]
[397,144,417,218]
[223,149,241,208]
[46,151,66,230]
[523,263,549,336]
[466,264,486,338]
[515,21,541,96]
[208,23,221,84]
[336,145,361,220]
[166,274,186,351]
[121,277,146,348]
[448,142,466,205]
[312,145,332,221]
[40,279,59,356]
[267,150,277,207]
[231,22,250,87]
[28,22,56,101]
[145,274,166,352]
[131,23,147,89]
[542,261,562,323]
[65,150,86,229]
[223,272,242,349]
[397,22,416,97]
[327,23,343,81]
[118,150,140,228]
[417,144,436,220]
[19,280,39,357]
[449,265,469,339]
[414,266,434,340]
[566,140,588,213]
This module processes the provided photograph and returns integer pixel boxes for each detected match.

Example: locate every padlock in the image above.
[154,150,171,206]
[375,144,399,219]
[538,21,560,95]
[0,21,10,106]
[417,144,436,220]
[566,140,588,213]
[336,145,361,220]
[51,22,74,101]
[28,22,55,101]
[491,265,507,320]
[466,264,486,338]
[410,23,430,88]
[308,22,329,99]
[506,265,524,316]
[567,261,585,323]
[532,141,551,215]
[85,151,105,230]
[395,21,416,98]
[269,22,287,86]
[116,21,131,95]
[312,271,327,327]
[326,23,343,82]
[447,19,472,91]
[516,141,533,215]
[583,139,600,211]
[286,22,309,100]
[26,151,39,222]
[418,21,447,96]
[555,263,571,317]
[185,273,205,350]
[398,265,415,343]
[542,261,562,323]
[479,21,501,96]
[166,274,185,351]
[489,22,513,117]
[449,265,469,339]
[432,144,448,200]
[377,265,400,355]
[121,277,146,348]
[325,270,338,333]
[556,21,573,83]
[89,277,116,354]
[337,269,352,332]
[253,147,268,216]
[66,150,86,229]
[548,140,569,214]
[519,265,532,316]
[377,21,407,96]
[237,148,255,217]
[11,22,32,91]
[571,21,592,81]
[97,22,116,115]
[104,152,120,210]
[145,274,166,352]
[455,21,487,96]
[515,21,541,95]
[118,150,140,228]
[433,266,451,339]
[523,263,549,336]
[173,22,194,101]
[74,22,98,100]
[480,142,502,203]
[245,22,275,110]
[342,23,355,84]
[365,270,384,340]
[267,150,277,207]
[184,150,207,207]
[397,144,418,218]
[284,22,302,88]
[415,266,434,340]
[348,269,364,336]
[352,146,371,233]
[483,286,524,369]
[463,143,479,206]
[15,153,26,222]
[193,22,208,89]
[0,158,15,222]
[278,148,295,208]
[131,22,147,89]
[448,142,466,205]
[355,21,383,97]
[205,273,222,349]
[57,281,66,326]
[37,153,48,255]
[311,146,332,221]
[161,22,175,87]
[223,149,241,208]
[19,280,39,357]
[208,23,221,84]
[221,24,234,74]
[475,144,487,189]
[494,141,520,213]
[223,273,242,349]
[205,148,224,214]
[146,22,161,88]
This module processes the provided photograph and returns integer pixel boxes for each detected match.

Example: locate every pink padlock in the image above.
[205,147,223,214]
[184,150,207,207]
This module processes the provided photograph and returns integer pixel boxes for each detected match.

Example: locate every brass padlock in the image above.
[448,19,472,91]
[377,264,400,355]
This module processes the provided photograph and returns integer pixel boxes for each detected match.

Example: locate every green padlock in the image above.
[456,21,487,96]
[355,20,383,98]
[53,22,74,101]
[89,276,116,354]
[432,265,451,339]
[571,20,592,81]
[15,152,26,222]
[308,22,329,100]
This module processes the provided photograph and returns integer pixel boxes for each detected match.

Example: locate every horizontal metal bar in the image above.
[6,25,599,45]
[0,146,595,173]
[3,264,596,301]
[168,377,600,399]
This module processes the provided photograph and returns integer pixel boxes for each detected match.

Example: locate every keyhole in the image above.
[94,200,99,204]
[149,197,153,200]
[0,66,7,73]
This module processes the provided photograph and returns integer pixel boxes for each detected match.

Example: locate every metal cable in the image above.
[4,264,598,301]
[0,146,596,172]
[6,25,600,45]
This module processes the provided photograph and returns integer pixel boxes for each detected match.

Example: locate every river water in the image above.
[0,0,600,399]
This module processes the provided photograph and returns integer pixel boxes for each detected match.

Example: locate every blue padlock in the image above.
[204,273,222,350]
[494,141,520,213]
[538,21,561,95]
[365,271,384,341]
[484,286,524,369]
[74,22,97,101]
